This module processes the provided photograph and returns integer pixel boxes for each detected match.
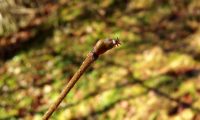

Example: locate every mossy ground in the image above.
[1,0,200,120]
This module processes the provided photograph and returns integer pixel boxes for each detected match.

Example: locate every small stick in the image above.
[42,38,120,120]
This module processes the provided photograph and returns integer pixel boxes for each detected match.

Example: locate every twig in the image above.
[42,38,120,120]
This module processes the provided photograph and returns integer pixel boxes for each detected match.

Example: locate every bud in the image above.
[93,38,120,56]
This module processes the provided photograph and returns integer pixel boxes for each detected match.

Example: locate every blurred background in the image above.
[0,0,200,119]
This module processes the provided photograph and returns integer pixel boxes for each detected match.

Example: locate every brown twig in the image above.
[42,38,120,120]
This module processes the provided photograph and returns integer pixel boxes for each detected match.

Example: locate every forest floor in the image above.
[1,0,200,120]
